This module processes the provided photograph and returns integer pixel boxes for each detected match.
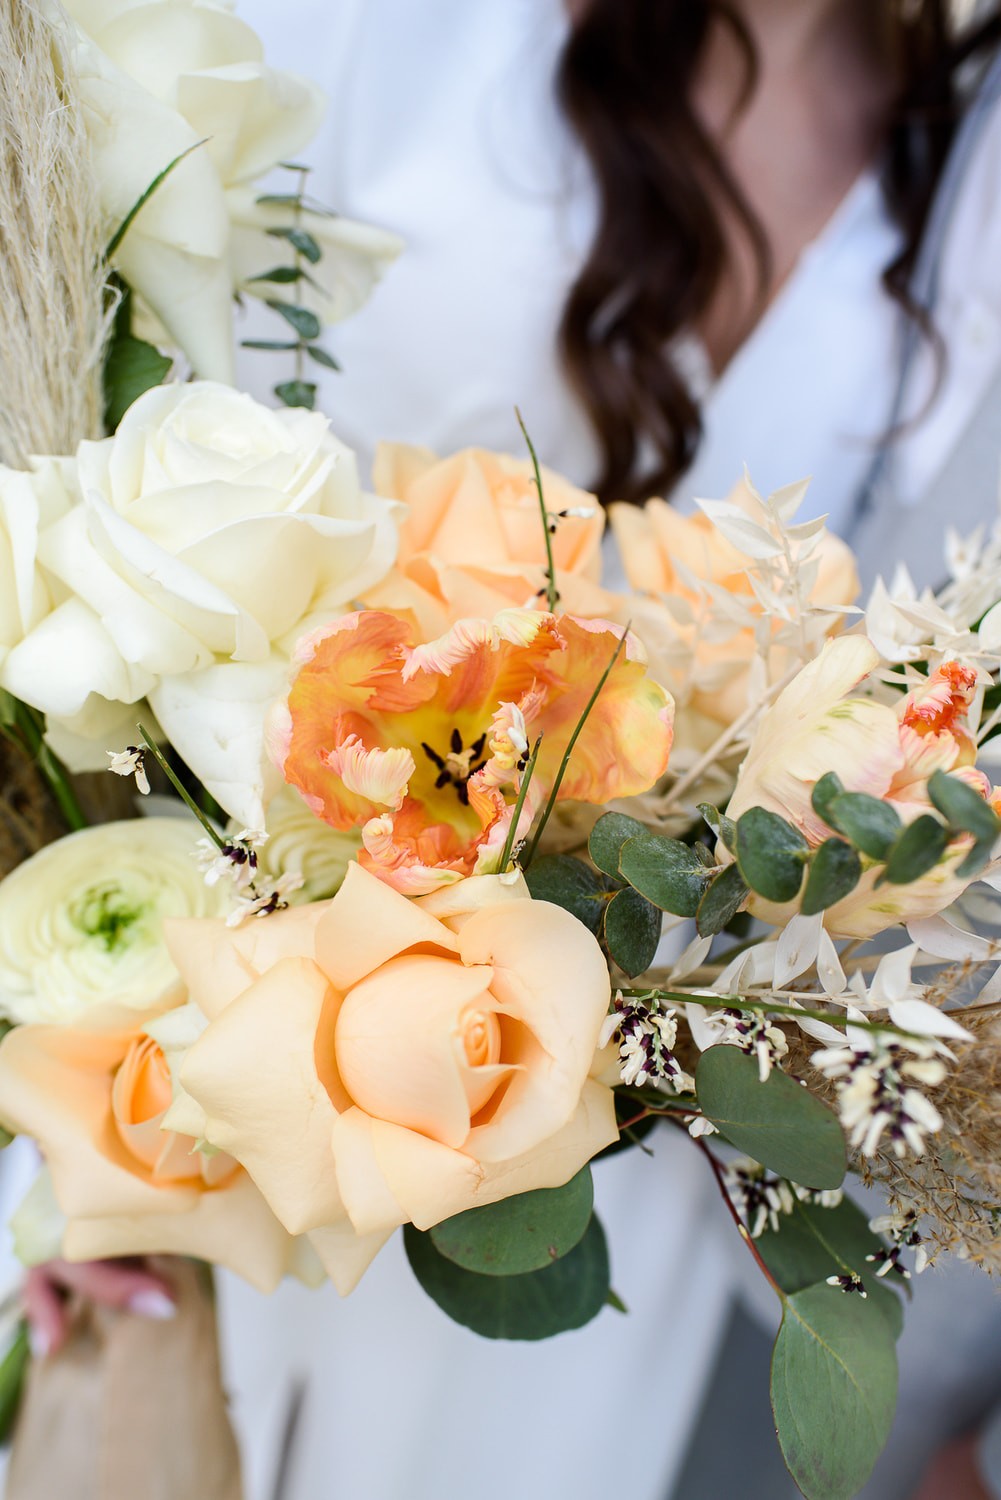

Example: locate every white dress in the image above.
[218,8,1001,1500]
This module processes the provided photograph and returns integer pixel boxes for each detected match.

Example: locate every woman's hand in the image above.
[23,1258,176,1357]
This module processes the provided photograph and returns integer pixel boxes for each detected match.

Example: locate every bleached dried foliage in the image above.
[0,0,110,465]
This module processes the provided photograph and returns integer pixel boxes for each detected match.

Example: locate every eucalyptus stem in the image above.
[498,733,543,872]
[137,723,225,851]
[522,626,629,868]
[515,406,558,613]
[689,1127,785,1299]
[618,986,936,1043]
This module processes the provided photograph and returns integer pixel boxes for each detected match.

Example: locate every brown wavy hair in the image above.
[557,0,1001,504]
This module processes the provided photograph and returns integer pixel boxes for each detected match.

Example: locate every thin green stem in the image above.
[617,986,936,1042]
[522,625,629,868]
[498,734,543,872]
[137,724,225,850]
[1,702,87,832]
[515,406,558,613]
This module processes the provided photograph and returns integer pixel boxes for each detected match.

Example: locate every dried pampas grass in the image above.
[0,0,110,466]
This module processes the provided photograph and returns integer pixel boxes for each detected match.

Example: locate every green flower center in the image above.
[71,883,149,954]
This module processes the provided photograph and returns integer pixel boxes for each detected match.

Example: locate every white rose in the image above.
[4,382,400,826]
[0,818,228,1025]
[0,462,70,673]
[253,784,361,903]
[56,0,326,379]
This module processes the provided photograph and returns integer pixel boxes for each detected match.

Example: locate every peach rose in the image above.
[365,444,612,635]
[0,1003,302,1290]
[610,477,859,727]
[725,636,998,937]
[163,864,618,1293]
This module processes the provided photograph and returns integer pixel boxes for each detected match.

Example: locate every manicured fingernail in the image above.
[128,1289,175,1321]
[28,1324,51,1359]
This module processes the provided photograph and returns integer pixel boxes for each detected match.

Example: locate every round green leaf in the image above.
[604,887,662,976]
[757,1196,904,1339]
[618,832,707,916]
[800,839,862,916]
[928,768,1001,842]
[696,862,748,936]
[811,772,845,825]
[695,1047,846,1189]
[524,854,609,934]
[882,814,948,885]
[588,811,646,878]
[430,1169,593,1276]
[404,1213,610,1340]
[735,808,808,903]
[771,1284,898,1500]
[274,379,317,410]
[824,792,901,861]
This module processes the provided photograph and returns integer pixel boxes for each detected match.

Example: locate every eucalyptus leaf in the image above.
[274,379,317,410]
[735,808,808,904]
[241,338,300,351]
[266,225,323,263]
[604,887,662,977]
[618,832,707,917]
[928,768,1001,843]
[756,1196,904,1339]
[430,1169,593,1276]
[266,300,322,340]
[247,265,303,284]
[404,1214,610,1340]
[524,855,609,935]
[695,1048,846,1189]
[800,839,862,916]
[823,793,902,862]
[882,815,948,885]
[306,344,341,371]
[771,1284,898,1500]
[696,862,748,937]
[811,772,845,825]
[588,811,646,878]
[698,803,738,853]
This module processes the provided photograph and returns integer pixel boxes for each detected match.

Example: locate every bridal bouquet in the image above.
[2,5,1001,1500]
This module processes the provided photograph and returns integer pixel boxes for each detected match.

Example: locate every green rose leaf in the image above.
[429,1168,594,1276]
[800,839,862,916]
[618,832,707,917]
[0,1322,28,1444]
[696,862,748,937]
[404,1213,610,1340]
[103,332,172,430]
[757,1195,904,1339]
[882,814,949,885]
[735,808,809,903]
[588,811,647,878]
[695,1047,847,1189]
[603,887,662,976]
[822,792,902,862]
[524,854,609,935]
[771,1284,898,1500]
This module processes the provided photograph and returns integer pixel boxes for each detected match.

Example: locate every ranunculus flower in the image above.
[162,863,618,1293]
[4,382,400,827]
[609,477,859,728]
[268,607,675,894]
[364,444,612,636]
[0,1002,301,1289]
[724,635,997,937]
[0,818,228,1025]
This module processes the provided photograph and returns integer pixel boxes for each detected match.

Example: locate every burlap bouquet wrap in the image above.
[6,1261,242,1500]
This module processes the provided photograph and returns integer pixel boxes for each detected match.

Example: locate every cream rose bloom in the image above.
[53,0,332,379]
[0,1001,305,1289]
[162,864,617,1293]
[0,464,69,674]
[0,819,228,1025]
[4,382,400,826]
[365,444,613,636]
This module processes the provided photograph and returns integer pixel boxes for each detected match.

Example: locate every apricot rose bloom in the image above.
[268,608,675,894]
[364,444,611,636]
[162,864,618,1293]
[725,635,998,937]
[609,477,859,728]
[0,1003,302,1290]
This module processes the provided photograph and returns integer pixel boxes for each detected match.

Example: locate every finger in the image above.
[23,1266,69,1358]
[46,1259,176,1319]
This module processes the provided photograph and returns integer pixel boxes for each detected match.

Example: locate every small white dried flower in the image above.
[812,1030,947,1159]
[106,746,149,796]
[197,829,268,891]
[601,992,695,1093]
[225,870,304,927]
